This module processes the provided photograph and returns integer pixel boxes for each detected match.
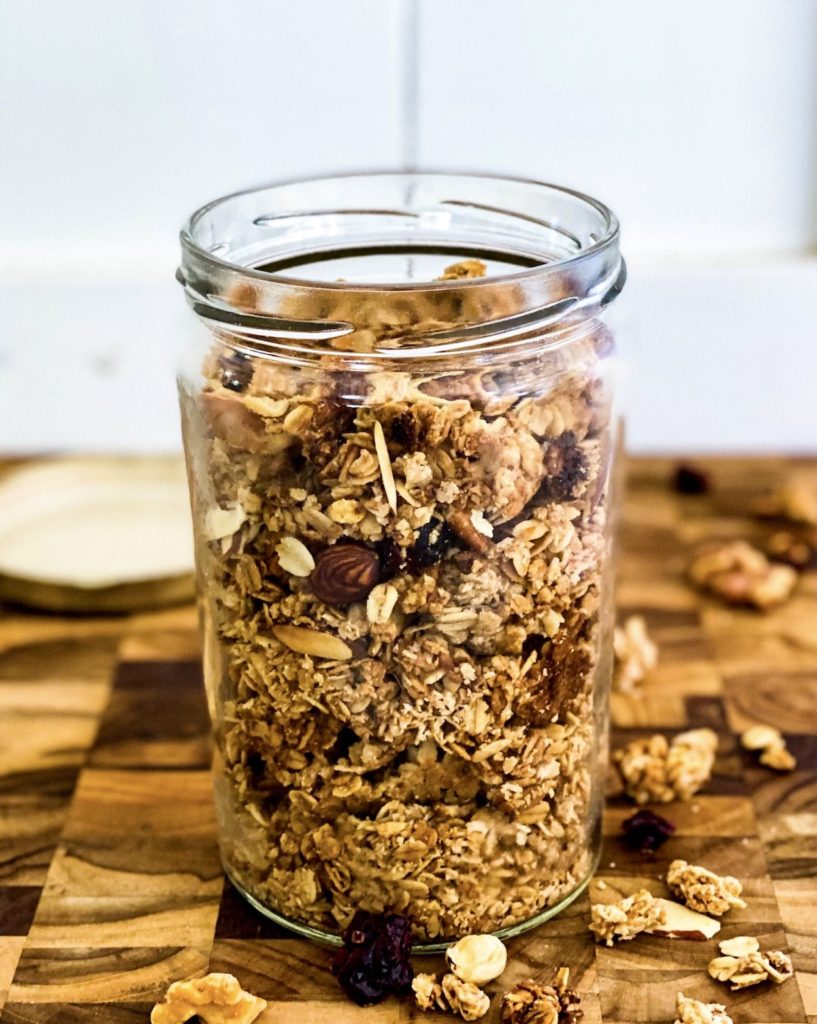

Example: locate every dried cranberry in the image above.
[537,433,587,503]
[405,519,454,575]
[377,537,407,579]
[620,809,676,851]
[332,911,414,1006]
[673,465,710,495]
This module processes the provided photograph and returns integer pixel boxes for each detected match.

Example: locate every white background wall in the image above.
[1,0,816,453]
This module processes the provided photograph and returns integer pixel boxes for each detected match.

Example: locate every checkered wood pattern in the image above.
[0,457,814,1024]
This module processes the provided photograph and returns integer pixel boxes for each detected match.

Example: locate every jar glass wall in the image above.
[177,173,624,948]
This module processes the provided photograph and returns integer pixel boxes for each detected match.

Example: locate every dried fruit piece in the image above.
[674,992,733,1024]
[407,518,456,573]
[446,933,507,986]
[150,972,266,1024]
[613,615,658,692]
[674,465,710,495]
[666,860,746,916]
[589,888,666,945]
[275,536,315,577]
[620,808,676,851]
[332,911,413,1006]
[647,897,721,940]
[272,624,353,661]
[310,544,381,606]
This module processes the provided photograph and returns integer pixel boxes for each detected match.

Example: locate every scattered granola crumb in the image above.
[741,724,796,771]
[613,615,658,692]
[666,859,746,916]
[765,527,817,569]
[413,972,445,1011]
[589,888,665,945]
[687,540,797,609]
[501,971,582,1024]
[620,809,676,851]
[613,728,718,804]
[709,944,793,990]
[150,973,266,1024]
[674,992,733,1024]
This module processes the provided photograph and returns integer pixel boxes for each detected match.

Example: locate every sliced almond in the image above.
[204,503,246,541]
[373,420,397,513]
[741,724,784,751]
[647,898,721,940]
[719,936,760,957]
[275,536,315,577]
[272,624,352,661]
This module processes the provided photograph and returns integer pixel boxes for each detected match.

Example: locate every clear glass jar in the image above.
[177,173,624,949]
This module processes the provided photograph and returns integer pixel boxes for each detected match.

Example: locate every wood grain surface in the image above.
[0,456,814,1024]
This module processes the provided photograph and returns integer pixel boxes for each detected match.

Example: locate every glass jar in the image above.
[177,173,624,949]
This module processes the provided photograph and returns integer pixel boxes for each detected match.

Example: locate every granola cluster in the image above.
[612,728,718,804]
[666,860,746,917]
[687,540,797,610]
[741,724,797,772]
[674,992,733,1024]
[589,888,666,945]
[150,973,266,1024]
[501,970,582,1024]
[708,936,793,990]
[183,263,615,941]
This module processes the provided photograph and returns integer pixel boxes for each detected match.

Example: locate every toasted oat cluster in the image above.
[613,615,658,692]
[589,888,666,945]
[687,540,797,609]
[501,970,582,1024]
[183,262,615,941]
[708,936,793,990]
[666,860,746,917]
[673,992,733,1024]
[150,973,266,1024]
[613,728,718,804]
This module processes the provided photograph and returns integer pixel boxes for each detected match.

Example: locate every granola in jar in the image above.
[178,173,623,945]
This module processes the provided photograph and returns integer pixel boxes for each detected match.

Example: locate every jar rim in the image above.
[180,170,620,293]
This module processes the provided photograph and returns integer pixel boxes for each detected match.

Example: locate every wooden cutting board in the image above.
[0,455,814,1024]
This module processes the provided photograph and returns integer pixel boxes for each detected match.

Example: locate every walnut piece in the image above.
[613,615,658,692]
[413,972,445,1011]
[666,859,746,916]
[589,888,666,945]
[708,945,793,990]
[441,973,491,1021]
[613,728,718,804]
[741,724,796,771]
[150,973,266,1024]
[446,933,507,986]
[501,972,582,1024]
[687,540,797,609]
[674,992,733,1024]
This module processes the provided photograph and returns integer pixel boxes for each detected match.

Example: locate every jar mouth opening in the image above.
[180,171,619,292]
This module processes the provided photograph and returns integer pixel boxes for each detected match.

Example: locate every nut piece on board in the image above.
[741,724,797,772]
[674,992,733,1024]
[687,539,797,610]
[613,615,658,692]
[666,859,746,916]
[709,946,793,990]
[501,971,582,1024]
[753,477,817,526]
[150,973,266,1024]
[441,973,491,1021]
[719,935,760,957]
[446,933,508,986]
[647,898,721,940]
[613,728,717,804]
[589,888,666,945]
